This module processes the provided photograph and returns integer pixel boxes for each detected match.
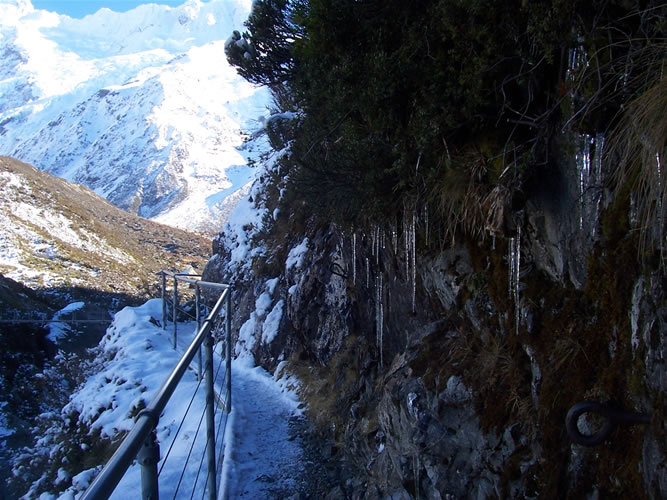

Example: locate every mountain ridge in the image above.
[0,0,270,234]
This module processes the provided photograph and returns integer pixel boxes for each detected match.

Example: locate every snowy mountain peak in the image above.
[0,0,269,234]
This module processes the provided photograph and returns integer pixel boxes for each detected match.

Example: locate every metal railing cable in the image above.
[199,445,217,500]
[158,374,205,477]
[191,426,212,500]
[161,321,228,486]
[81,271,232,500]
[214,393,231,482]
[210,331,231,484]
[172,396,208,500]
[175,340,227,500]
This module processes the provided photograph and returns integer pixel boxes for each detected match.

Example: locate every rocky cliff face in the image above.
[203,131,665,497]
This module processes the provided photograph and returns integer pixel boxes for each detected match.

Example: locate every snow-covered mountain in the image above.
[0,0,270,234]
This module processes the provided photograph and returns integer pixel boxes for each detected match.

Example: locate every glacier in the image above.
[0,0,271,234]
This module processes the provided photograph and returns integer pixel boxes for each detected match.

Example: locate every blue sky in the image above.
[31,1,199,18]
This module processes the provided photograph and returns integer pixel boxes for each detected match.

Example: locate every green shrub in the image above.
[228,0,665,236]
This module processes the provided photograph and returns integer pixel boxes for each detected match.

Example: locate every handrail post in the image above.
[196,285,202,379]
[161,272,166,330]
[172,276,178,349]
[226,290,232,414]
[204,330,217,499]
[137,429,160,500]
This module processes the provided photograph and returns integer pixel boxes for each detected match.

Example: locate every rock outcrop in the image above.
[203,132,665,498]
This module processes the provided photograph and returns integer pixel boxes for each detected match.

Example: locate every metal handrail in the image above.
[159,271,229,349]
[82,273,232,500]
[162,270,229,289]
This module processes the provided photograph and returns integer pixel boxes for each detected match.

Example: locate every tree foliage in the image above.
[227,0,666,232]
[224,0,303,86]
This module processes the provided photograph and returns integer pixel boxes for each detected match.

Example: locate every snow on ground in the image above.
[44,297,303,499]
[220,360,303,499]
[0,167,134,287]
[286,237,309,271]
[0,401,13,439]
[209,144,290,278]
[46,299,213,499]
[47,301,85,342]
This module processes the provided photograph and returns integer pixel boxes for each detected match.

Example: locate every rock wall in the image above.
[203,136,665,498]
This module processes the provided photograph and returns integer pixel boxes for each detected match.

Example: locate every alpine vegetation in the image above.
[212,0,666,498]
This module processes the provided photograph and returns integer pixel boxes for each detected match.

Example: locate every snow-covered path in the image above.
[169,320,307,498]
[220,362,304,498]
[35,300,307,499]
[173,325,305,497]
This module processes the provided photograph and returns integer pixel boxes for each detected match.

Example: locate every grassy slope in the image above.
[0,156,211,301]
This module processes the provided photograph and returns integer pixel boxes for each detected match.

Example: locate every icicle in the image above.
[375,225,381,266]
[411,209,417,314]
[576,134,592,231]
[574,133,606,238]
[508,226,522,335]
[424,205,429,248]
[567,47,577,76]
[376,271,384,368]
[352,233,357,285]
[509,236,515,298]
[657,153,662,198]
[566,43,587,83]
[404,213,410,279]
[657,152,664,260]
[366,257,370,288]
[565,42,587,126]
[593,133,604,185]
[514,225,521,336]
[380,274,384,366]
[376,272,379,362]
[591,133,605,238]
[570,48,579,72]
[371,227,377,259]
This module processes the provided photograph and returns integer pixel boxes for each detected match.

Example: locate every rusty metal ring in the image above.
[566,401,651,447]
[566,401,616,446]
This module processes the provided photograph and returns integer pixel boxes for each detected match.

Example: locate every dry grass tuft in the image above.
[606,65,666,267]
[429,149,493,244]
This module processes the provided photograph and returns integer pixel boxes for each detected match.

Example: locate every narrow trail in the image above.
[220,361,305,499]
[173,325,307,498]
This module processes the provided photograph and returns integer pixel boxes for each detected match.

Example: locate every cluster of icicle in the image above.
[575,132,605,238]
[348,206,422,367]
[566,40,608,240]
